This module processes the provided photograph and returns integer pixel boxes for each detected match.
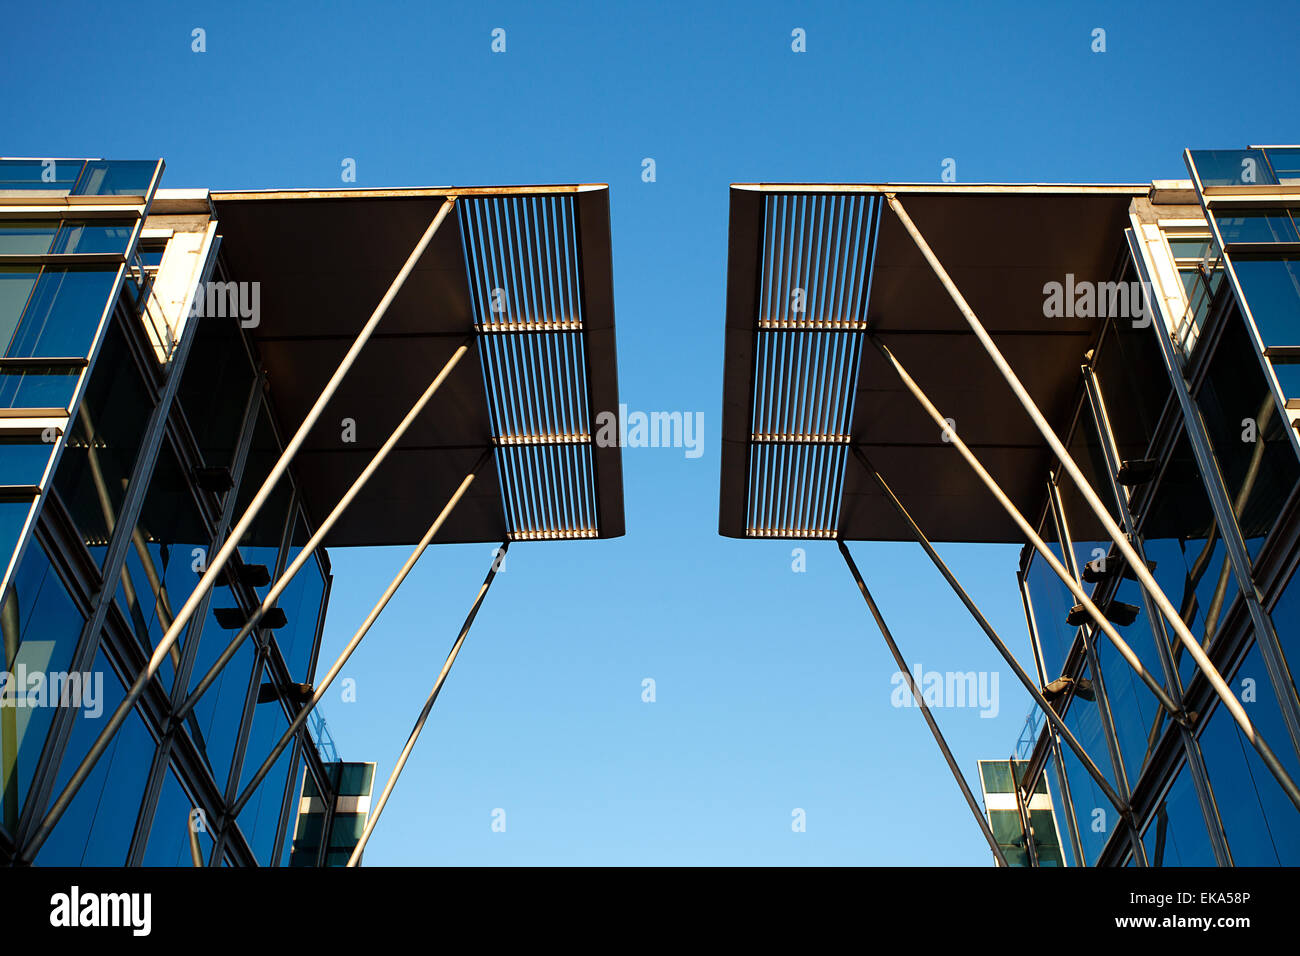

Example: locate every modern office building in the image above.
[977,758,1066,866]
[719,147,1300,865]
[0,159,622,866]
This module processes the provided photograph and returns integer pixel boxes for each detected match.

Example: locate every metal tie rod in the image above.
[884,194,1300,813]
[346,540,509,866]
[176,340,471,724]
[22,197,458,861]
[870,334,1180,716]
[850,445,1127,814]
[229,453,491,819]
[838,540,1009,867]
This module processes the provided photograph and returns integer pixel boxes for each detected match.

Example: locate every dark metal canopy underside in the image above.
[720,184,1145,543]
[211,186,623,547]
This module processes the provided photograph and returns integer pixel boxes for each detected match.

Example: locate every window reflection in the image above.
[1141,753,1215,866]
[53,319,152,568]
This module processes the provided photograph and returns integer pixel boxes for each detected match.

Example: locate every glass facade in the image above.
[0,159,336,866]
[1012,146,1300,866]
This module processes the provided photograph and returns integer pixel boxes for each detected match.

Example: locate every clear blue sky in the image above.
[5,0,1298,865]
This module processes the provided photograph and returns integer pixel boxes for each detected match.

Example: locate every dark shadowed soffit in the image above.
[719,183,1146,543]
[210,185,623,547]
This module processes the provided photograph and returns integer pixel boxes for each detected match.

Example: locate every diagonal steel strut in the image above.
[21,198,459,862]
[881,192,1300,812]
[838,540,1010,867]
[346,540,509,866]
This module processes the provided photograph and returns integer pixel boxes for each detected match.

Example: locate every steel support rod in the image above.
[871,334,1180,713]
[21,197,458,861]
[230,452,492,819]
[188,812,204,867]
[176,341,471,724]
[346,540,509,867]
[885,193,1300,812]
[850,445,1128,814]
[837,540,1009,867]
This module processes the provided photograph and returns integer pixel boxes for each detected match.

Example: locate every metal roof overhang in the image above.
[210,186,624,547]
[720,183,1146,543]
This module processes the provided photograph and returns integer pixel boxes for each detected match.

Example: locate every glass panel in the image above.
[49,221,136,256]
[1093,318,1170,468]
[1263,148,1300,185]
[275,511,326,683]
[0,438,53,487]
[0,267,39,353]
[114,442,210,690]
[6,267,117,359]
[186,584,255,795]
[234,404,291,602]
[1189,149,1275,187]
[1141,754,1215,866]
[142,769,213,866]
[1061,663,1118,864]
[0,364,81,410]
[236,687,293,865]
[1024,527,1076,683]
[1214,210,1300,245]
[72,160,158,197]
[0,500,35,584]
[0,221,56,255]
[35,650,155,866]
[1044,752,1078,867]
[0,160,82,192]
[176,313,254,475]
[1194,308,1299,559]
[0,540,86,833]
[1139,433,1236,689]
[1233,257,1300,348]
[53,320,153,568]
[1198,640,1300,865]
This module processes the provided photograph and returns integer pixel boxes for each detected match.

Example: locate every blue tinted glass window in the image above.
[187,588,256,795]
[115,443,209,691]
[142,769,213,866]
[275,511,326,683]
[1214,210,1300,245]
[236,684,294,865]
[72,161,159,197]
[1025,537,1077,683]
[1061,663,1119,864]
[0,222,56,255]
[0,540,86,832]
[6,267,117,358]
[1233,257,1300,347]
[0,268,39,353]
[50,221,135,256]
[1198,641,1300,865]
[0,439,53,487]
[0,364,81,410]
[36,650,155,865]
[1141,754,1214,866]
[0,160,81,192]
[1189,150,1275,187]
[53,319,153,569]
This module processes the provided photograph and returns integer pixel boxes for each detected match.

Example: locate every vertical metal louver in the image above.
[745,194,880,537]
[459,194,600,539]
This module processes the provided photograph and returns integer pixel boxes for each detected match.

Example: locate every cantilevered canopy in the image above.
[211,186,624,546]
[719,183,1145,543]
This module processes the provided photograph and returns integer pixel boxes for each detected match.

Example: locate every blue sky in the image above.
[5,0,1299,865]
